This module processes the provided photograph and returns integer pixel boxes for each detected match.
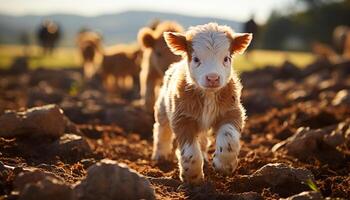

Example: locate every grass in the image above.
[0,45,315,71]
[0,45,81,69]
[234,50,315,71]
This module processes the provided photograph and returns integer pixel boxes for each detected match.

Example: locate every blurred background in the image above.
[1,0,349,71]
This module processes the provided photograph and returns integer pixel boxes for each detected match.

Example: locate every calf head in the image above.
[164,23,252,90]
[138,21,184,74]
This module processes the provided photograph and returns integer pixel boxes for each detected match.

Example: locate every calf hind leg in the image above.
[152,120,174,161]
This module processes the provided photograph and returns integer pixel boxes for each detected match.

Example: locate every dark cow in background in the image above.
[37,20,61,55]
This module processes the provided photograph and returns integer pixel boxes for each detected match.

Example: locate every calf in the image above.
[77,31,103,79]
[152,23,252,184]
[138,21,184,112]
[101,44,142,94]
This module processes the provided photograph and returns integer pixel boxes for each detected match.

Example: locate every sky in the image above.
[0,0,297,24]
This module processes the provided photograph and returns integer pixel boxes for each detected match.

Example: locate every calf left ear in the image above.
[230,33,253,55]
[164,32,187,56]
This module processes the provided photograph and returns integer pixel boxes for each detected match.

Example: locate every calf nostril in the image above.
[206,74,220,82]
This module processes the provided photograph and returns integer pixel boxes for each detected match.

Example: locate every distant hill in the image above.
[0,10,242,47]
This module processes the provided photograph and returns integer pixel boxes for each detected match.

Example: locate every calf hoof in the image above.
[152,152,173,163]
[213,156,238,176]
[180,173,204,185]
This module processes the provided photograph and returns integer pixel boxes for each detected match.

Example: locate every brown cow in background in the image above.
[76,29,103,80]
[101,44,142,95]
[138,21,184,112]
[312,25,350,62]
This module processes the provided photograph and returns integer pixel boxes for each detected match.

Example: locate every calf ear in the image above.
[231,33,253,54]
[138,27,155,48]
[164,32,187,55]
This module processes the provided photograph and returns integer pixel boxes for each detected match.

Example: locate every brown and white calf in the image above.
[101,44,142,93]
[138,21,184,113]
[76,31,103,79]
[152,23,252,184]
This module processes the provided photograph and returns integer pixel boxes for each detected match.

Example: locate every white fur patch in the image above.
[176,141,204,184]
[213,124,241,175]
[201,92,219,130]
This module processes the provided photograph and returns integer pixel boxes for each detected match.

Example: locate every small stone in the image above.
[19,176,75,200]
[272,125,346,163]
[74,159,155,200]
[230,163,315,197]
[14,170,62,192]
[49,134,92,159]
[332,90,350,106]
[0,104,66,138]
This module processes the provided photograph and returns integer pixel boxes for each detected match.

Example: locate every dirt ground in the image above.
[0,58,349,199]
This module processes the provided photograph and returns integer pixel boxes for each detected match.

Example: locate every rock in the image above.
[104,105,153,137]
[27,83,64,107]
[14,170,62,192]
[230,163,315,197]
[29,68,82,90]
[279,61,301,79]
[19,176,76,200]
[281,191,323,200]
[74,159,155,200]
[49,134,92,159]
[79,158,96,169]
[229,192,263,200]
[332,90,350,106]
[272,126,346,163]
[10,56,28,74]
[0,104,66,138]
[242,89,283,114]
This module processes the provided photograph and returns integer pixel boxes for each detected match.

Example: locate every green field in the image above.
[0,45,315,71]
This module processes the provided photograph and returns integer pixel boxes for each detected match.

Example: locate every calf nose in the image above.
[206,73,220,87]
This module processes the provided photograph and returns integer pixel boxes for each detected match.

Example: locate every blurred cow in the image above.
[343,30,350,59]
[312,26,350,62]
[138,21,184,112]
[333,26,349,55]
[101,44,143,95]
[37,20,61,55]
[76,30,103,80]
[243,16,258,52]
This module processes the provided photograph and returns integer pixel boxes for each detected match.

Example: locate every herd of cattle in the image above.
[76,20,185,113]
[36,19,185,112]
[35,19,350,114]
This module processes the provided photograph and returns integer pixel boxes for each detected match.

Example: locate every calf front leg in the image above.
[213,124,241,175]
[177,140,204,184]
[173,119,204,184]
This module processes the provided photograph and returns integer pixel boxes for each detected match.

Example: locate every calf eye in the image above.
[223,56,231,65]
[193,56,200,63]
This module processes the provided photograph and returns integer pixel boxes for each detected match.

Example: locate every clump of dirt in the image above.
[0,59,349,199]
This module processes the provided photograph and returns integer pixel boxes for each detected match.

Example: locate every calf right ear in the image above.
[164,32,187,56]
[138,27,155,48]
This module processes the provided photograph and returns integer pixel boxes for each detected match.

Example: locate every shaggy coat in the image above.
[138,21,184,112]
[101,44,142,94]
[77,31,103,79]
[152,23,252,184]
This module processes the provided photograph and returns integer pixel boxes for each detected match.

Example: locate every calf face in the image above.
[164,23,252,90]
